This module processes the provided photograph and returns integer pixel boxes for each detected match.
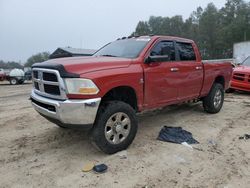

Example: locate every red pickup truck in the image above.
[31,36,232,154]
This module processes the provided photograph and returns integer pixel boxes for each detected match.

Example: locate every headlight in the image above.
[64,78,99,95]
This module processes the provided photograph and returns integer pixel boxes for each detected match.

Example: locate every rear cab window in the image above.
[176,42,196,61]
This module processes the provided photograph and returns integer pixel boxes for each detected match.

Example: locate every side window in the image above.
[150,41,175,61]
[176,42,196,61]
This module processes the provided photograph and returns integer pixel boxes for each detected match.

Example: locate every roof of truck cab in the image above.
[139,35,194,43]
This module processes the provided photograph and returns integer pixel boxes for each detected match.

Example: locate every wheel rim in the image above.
[214,90,222,109]
[104,112,131,145]
[11,79,17,85]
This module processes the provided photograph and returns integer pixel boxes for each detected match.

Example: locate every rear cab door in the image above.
[175,41,204,101]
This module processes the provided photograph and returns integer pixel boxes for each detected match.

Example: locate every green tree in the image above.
[25,52,50,67]
[190,7,203,25]
[199,3,220,59]
[218,0,250,57]
[148,16,164,35]
[134,21,151,36]
[0,60,23,69]
[132,0,250,59]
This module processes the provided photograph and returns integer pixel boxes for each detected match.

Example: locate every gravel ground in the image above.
[0,81,250,188]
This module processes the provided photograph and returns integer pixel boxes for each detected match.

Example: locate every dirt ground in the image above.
[0,81,250,188]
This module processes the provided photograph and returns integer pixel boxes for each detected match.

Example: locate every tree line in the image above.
[133,0,250,59]
[0,60,24,69]
[0,52,50,69]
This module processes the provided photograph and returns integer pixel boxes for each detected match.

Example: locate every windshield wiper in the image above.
[100,54,118,57]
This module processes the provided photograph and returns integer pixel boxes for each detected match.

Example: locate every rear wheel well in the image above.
[101,86,138,112]
[214,76,225,89]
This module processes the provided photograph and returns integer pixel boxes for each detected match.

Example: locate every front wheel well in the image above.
[101,86,138,112]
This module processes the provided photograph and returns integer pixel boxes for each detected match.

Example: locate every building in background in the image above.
[49,47,96,59]
[234,41,250,64]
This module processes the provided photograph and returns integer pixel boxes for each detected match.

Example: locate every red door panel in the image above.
[175,42,203,101]
[177,61,203,100]
[144,62,179,108]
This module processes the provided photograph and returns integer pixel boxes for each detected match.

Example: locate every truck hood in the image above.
[38,56,132,75]
[233,65,250,74]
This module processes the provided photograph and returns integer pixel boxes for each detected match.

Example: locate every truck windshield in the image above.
[94,38,151,58]
[243,57,250,66]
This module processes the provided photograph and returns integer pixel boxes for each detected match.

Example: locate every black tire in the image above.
[203,83,224,114]
[10,78,18,85]
[91,101,138,154]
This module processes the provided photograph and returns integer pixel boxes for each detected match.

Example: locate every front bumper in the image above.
[30,90,101,126]
[230,80,250,92]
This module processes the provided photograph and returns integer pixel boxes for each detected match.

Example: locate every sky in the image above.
[0,0,227,63]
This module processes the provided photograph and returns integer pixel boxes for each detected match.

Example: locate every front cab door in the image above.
[143,40,179,109]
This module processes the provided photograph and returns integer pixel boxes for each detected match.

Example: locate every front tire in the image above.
[91,101,138,154]
[203,83,224,114]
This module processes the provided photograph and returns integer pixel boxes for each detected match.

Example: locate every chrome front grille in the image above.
[233,73,250,83]
[43,72,58,82]
[233,73,245,81]
[32,68,67,100]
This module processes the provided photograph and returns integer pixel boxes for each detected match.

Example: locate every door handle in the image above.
[170,68,179,72]
[195,66,203,70]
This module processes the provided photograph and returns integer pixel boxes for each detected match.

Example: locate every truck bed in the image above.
[200,61,233,97]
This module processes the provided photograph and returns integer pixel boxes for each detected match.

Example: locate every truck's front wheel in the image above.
[203,83,224,114]
[91,101,138,154]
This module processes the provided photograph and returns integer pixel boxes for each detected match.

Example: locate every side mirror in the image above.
[144,55,170,64]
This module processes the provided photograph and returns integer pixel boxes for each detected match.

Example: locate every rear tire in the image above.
[203,83,224,114]
[91,101,138,154]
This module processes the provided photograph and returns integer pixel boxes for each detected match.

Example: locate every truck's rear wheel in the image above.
[10,78,18,85]
[91,101,138,154]
[203,83,224,114]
